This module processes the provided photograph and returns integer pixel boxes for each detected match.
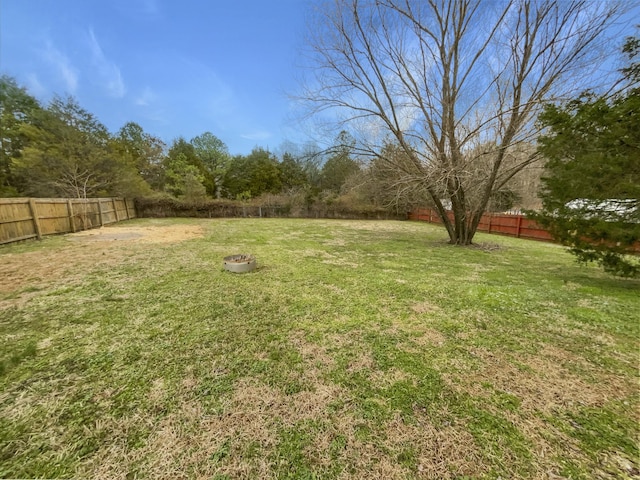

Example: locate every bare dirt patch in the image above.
[68,223,204,244]
[0,223,204,298]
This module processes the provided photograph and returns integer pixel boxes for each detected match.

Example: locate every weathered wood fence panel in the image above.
[0,198,136,245]
[0,199,36,243]
[409,208,554,242]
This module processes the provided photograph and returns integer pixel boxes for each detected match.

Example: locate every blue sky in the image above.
[2,1,638,156]
[0,0,311,155]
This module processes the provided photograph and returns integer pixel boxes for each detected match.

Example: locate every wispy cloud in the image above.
[42,41,78,93]
[25,73,46,97]
[240,130,272,141]
[87,28,126,98]
[135,86,156,106]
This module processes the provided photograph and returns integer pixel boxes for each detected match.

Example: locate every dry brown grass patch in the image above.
[343,221,417,233]
[230,379,342,424]
[323,238,348,246]
[410,301,441,314]
[179,365,199,391]
[346,351,375,373]
[0,223,203,298]
[436,344,639,478]
[321,282,347,295]
[69,223,204,244]
[305,412,489,480]
[289,331,335,370]
[369,367,415,387]
[81,374,347,479]
[148,378,167,404]
[386,414,489,479]
[413,328,447,347]
[456,346,634,414]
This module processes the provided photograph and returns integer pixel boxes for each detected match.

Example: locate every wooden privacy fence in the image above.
[409,208,554,242]
[0,197,136,245]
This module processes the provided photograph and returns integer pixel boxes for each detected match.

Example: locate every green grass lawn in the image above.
[1,218,638,479]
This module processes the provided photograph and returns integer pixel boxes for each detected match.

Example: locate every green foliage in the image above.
[166,137,201,172]
[115,122,166,190]
[223,155,251,199]
[164,152,207,199]
[532,41,640,277]
[223,148,282,199]
[0,76,42,196]
[164,138,210,199]
[182,172,207,202]
[365,143,430,210]
[1,78,154,199]
[319,131,360,194]
[14,96,118,198]
[190,132,231,198]
[319,155,360,194]
[279,152,309,190]
[0,76,396,209]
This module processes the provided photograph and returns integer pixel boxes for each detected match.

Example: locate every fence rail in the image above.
[409,208,554,242]
[0,197,136,245]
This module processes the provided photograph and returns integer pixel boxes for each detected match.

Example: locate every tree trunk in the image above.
[447,211,477,246]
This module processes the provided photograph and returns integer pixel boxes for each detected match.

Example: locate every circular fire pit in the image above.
[223,254,257,273]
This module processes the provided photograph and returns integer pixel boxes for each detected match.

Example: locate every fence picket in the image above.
[28,198,42,240]
[0,197,136,245]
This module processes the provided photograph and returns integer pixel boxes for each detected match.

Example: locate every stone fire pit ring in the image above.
[223,254,257,273]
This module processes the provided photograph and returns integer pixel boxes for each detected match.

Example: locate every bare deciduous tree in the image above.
[302,0,621,244]
[53,166,108,199]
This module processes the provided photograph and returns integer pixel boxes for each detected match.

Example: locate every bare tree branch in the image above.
[300,0,622,243]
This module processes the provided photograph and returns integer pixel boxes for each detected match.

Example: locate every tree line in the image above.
[1,73,541,216]
[0,77,368,206]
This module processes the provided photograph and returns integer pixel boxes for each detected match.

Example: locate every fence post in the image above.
[113,198,120,222]
[488,215,492,234]
[516,215,523,238]
[28,198,43,240]
[67,199,75,233]
[97,199,104,226]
